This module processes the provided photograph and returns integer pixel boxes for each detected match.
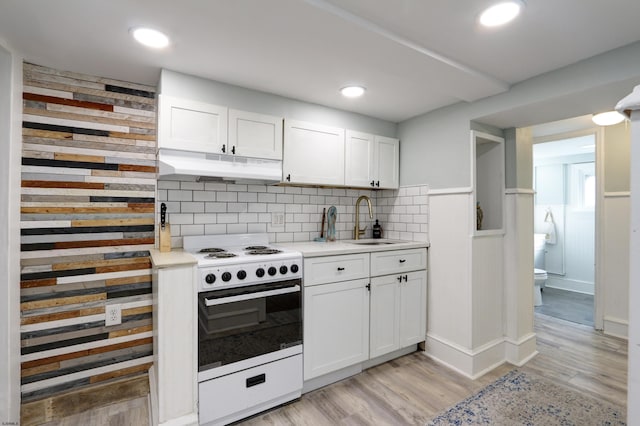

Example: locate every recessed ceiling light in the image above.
[131,27,170,49]
[340,86,366,98]
[479,1,523,27]
[592,111,626,126]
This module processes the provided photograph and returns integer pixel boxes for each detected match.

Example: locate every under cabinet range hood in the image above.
[158,149,282,184]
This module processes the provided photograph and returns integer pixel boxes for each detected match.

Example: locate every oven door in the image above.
[198,279,302,372]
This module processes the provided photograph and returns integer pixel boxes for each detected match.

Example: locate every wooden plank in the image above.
[22,127,73,140]
[52,238,155,250]
[108,325,152,339]
[21,361,60,378]
[70,218,154,227]
[22,180,104,190]
[21,307,105,326]
[21,293,107,311]
[20,278,57,289]
[89,362,152,384]
[105,274,152,287]
[24,79,156,105]
[122,306,153,317]
[118,164,157,173]
[108,131,155,141]
[95,262,151,274]
[24,107,155,129]
[52,257,149,272]
[21,206,154,214]
[23,92,114,112]
[47,103,155,124]
[54,152,105,164]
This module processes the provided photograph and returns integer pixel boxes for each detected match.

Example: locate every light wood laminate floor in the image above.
[44,313,627,425]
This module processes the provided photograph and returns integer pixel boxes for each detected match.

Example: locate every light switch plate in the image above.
[271,212,285,227]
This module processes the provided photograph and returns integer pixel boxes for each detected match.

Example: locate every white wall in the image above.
[159,69,397,138]
[0,40,21,423]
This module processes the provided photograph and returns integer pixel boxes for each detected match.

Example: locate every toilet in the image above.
[533,233,548,307]
[534,268,548,307]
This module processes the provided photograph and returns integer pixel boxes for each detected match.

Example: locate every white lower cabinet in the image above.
[303,278,370,380]
[370,270,427,358]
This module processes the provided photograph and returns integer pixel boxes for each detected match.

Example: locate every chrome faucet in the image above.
[354,195,373,240]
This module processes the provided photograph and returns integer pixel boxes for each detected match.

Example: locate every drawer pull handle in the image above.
[337,267,345,271]
[399,259,406,263]
[397,275,402,283]
[246,373,266,388]
[403,275,408,282]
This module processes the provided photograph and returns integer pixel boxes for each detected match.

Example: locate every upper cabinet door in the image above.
[229,109,283,160]
[283,120,345,185]
[345,130,375,188]
[158,95,228,153]
[374,136,400,189]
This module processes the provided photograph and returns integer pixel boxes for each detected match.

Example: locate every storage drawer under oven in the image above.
[199,353,302,426]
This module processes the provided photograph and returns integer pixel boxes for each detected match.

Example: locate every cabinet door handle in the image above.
[376,181,380,187]
[397,275,403,283]
[286,174,291,182]
[366,283,371,291]
[403,275,408,282]
[337,267,345,271]
[221,144,226,153]
[370,180,375,187]
[231,145,236,154]
[399,259,406,263]
[246,373,266,388]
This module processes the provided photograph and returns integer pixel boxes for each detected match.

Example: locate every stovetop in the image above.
[184,234,303,291]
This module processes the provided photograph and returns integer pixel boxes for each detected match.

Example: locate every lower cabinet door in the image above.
[369,275,401,358]
[399,270,427,347]
[303,279,370,380]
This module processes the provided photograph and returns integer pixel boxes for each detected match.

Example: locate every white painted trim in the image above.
[504,332,538,366]
[595,126,605,330]
[149,365,159,426]
[428,187,473,195]
[505,188,535,195]
[604,191,631,198]
[424,332,507,379]
[603,316,629,339]
[302,363,362,393]
[545,277,594,295]
[159,413,199,426]
[472,229,505,238]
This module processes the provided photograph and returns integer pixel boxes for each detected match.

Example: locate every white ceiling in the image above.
[1,0,640,123]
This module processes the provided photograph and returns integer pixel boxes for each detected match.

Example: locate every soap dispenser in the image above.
[373,219,382,239]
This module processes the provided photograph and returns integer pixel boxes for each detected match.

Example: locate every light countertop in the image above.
[149,248,197,268]
[275,239,429,257]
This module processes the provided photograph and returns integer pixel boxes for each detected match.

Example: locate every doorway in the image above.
[532,134,596,327]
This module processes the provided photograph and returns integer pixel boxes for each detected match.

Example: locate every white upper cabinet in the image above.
[374,135,400,189]
[228,109,283,160]
[283,120,345,185]
[158,95,283,160]
[345,131,399,189]
[345,130,375,188]
[158,95,228,153]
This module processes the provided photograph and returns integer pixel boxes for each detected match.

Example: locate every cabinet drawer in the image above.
[304,253,369,286]
[370,248,427,276]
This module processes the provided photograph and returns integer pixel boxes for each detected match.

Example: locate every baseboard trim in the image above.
[428,187,473,195]
[504,333,538,366]
[148,366,158,426]
[424,333,506,379]
[603,316,629,339]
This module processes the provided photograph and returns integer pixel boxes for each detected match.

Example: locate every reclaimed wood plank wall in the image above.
[19,63,157,402]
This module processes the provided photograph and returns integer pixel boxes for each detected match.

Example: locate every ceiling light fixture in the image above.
[340,86,366,98]
[591,111,626,126]
[479,1,523,27]
[131,27,170,49]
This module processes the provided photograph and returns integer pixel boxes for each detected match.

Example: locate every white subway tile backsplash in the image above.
[217,192,238,202]
[168,190,192,201]
[258,193,276,203]
[157,179,429,246]
[206,202,227,213]
[181,202,205,213]
[194,191,216,202]
[227,203,248,213]
[181,181,204,190]
[238,192,258,202]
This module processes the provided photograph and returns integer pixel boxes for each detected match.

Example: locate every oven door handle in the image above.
[203,285,301,306]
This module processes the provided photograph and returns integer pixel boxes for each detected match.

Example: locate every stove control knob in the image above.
[237,270,247,280]
[222,272,232,282]
[256,268,265,278]
[290,264,299,273]
[268,266,277,276]
[205,273,216,284]
[279,265,288,275]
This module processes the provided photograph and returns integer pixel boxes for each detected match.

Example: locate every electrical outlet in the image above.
[271,212,285,227]
[105,304,121,326]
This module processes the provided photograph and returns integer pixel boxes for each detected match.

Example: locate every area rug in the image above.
[427,370,626,425]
